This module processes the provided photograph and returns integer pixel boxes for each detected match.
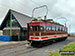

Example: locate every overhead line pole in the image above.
[56,17,67,27]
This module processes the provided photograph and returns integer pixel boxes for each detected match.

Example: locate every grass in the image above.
[48,42,75,56]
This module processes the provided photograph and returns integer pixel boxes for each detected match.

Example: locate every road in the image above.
[0,37,75,56]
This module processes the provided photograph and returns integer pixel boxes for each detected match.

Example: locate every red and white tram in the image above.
[26,5,68,47]
[27,19,68,47]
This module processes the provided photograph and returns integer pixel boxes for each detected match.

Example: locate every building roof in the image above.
[0,9,32,30]
[11,10,32,27]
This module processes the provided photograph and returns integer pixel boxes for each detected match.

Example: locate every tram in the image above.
[26,5,68,47]
[27,18,68,47]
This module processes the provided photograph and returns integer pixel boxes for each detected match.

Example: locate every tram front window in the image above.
[30,26,39,31]
[30,26,34,31]
[35,26,39,31]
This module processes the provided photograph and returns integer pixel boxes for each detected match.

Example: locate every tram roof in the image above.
[29,18,67,28]
[30,19,64,26]
[29,22,67,28]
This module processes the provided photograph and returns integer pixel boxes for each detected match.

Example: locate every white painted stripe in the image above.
[29,34,68,41]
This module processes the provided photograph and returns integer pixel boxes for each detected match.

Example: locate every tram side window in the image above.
[46,26,51,30]
[49,26,51,30]
[63,28,65,31]
[65,28,67,32]
[64,29,66,32]
[56,27,60,31]
[52,26,55,31]
[59,27,62,31]
[47,26,49,30]
[66,29,67,32]
[60,28,64,31]
[40,26,44,31]
[58,27,60,31]
[56,27,58,31]
[63,28,64,31]
[61,28,63,31]
[61,28,62,31]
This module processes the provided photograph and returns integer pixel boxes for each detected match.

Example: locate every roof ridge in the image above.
[9,9,32,18]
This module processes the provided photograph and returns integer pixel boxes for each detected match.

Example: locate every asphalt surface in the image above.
[0,37,75,56]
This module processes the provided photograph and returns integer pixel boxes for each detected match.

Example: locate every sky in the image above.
[0,0,75,33]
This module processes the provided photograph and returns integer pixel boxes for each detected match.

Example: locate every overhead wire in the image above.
[30,0,40,6]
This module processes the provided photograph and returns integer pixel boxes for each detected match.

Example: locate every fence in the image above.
[0,35,10,41]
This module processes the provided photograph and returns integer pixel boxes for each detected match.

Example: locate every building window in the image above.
[12,19,19,27]
[6,20,10,27]
[6,14,19,27]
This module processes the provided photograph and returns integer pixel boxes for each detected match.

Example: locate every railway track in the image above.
[0,43,47,56]
[16,43,54,56]
[0,46,37,56]
[0,42,27,56]
[0,42,26,51]
[16,48,39,56]
[0,42,42,56]
[0,40,62,56]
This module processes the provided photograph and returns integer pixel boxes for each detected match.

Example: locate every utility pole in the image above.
[69,25,71,34]
[10,11,12,40]
[56,17,67,27]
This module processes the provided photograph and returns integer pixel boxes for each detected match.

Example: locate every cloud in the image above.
[0,0,75,33]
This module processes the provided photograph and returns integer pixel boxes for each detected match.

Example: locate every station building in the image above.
[0,9,32,41]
